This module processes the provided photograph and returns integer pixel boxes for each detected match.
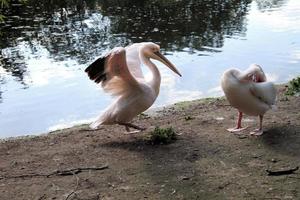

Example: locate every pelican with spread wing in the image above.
[85,42,182,132]
[221,64,276,136]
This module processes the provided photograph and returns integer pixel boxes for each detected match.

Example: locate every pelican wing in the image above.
[85,47,141,96]
[250,82,277,106]
[125,43,145,79]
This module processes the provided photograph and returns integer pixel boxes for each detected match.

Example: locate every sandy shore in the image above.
[0,85,299,200]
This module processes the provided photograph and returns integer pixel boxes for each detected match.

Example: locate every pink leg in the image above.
[227,111,248,133]
[237,111,243,129]
[250,115,264,136]
[117,122,146,134]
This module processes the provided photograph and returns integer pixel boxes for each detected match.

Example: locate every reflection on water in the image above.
[255,0,287,11]
[1,0,252,79]
[0,0,300,137]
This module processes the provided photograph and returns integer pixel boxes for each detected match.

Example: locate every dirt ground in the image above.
[0,86,299,200]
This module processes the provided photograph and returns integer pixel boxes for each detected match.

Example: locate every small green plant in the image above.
[149,126,177,145]
[285,76,300,96]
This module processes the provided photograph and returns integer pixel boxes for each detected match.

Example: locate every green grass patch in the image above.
[149,126,177,145]
[173,97,224,110]
[285,77,300,96]
[174,101,191,109]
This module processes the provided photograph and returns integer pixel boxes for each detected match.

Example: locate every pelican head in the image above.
[140,42,182,77]
[241,64,266,82]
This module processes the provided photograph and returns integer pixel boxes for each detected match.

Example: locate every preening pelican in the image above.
[85,42,182,132]
[221,64,276,136]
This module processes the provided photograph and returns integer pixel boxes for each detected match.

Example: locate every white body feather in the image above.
[221,65,276,116]
[90,82,156,128]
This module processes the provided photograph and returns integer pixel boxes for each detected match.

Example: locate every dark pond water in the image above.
[0,0,299,138]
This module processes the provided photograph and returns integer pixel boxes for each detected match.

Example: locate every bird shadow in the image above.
[101,133,219,159]
[261,125,300,157]
[101,134,186,157]
[101,136,151,151]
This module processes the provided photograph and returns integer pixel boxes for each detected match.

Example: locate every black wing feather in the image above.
[85,55,107,83]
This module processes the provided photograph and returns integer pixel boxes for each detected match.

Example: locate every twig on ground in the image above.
[37,194,46,200]
[0,165,109,180]
[79,128,101,132]
[215,104,231,107]
[266,166,299,176]
[288,176,300,179]
[65,173,80,200]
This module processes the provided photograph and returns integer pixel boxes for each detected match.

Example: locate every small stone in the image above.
[180,176,190,180]
[153,28,159,32]
[271,158,277,163]
[120,186,130,192]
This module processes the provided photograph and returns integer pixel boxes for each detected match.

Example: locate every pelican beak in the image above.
[154,52,182,77]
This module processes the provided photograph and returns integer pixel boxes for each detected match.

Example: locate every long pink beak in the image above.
[154,52,182,77]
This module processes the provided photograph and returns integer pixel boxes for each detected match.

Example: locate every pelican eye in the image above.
[153,50,159,54]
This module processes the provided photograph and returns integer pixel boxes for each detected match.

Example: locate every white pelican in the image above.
[85,42,182,132]
[221,64,276,136]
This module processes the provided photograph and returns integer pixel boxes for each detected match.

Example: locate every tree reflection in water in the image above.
[0,0,287,101]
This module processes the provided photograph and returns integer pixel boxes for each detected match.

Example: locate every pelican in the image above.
[85,42,182,132]
[221,64,276,136]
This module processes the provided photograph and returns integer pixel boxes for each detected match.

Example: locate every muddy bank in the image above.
[0,86,299,200]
